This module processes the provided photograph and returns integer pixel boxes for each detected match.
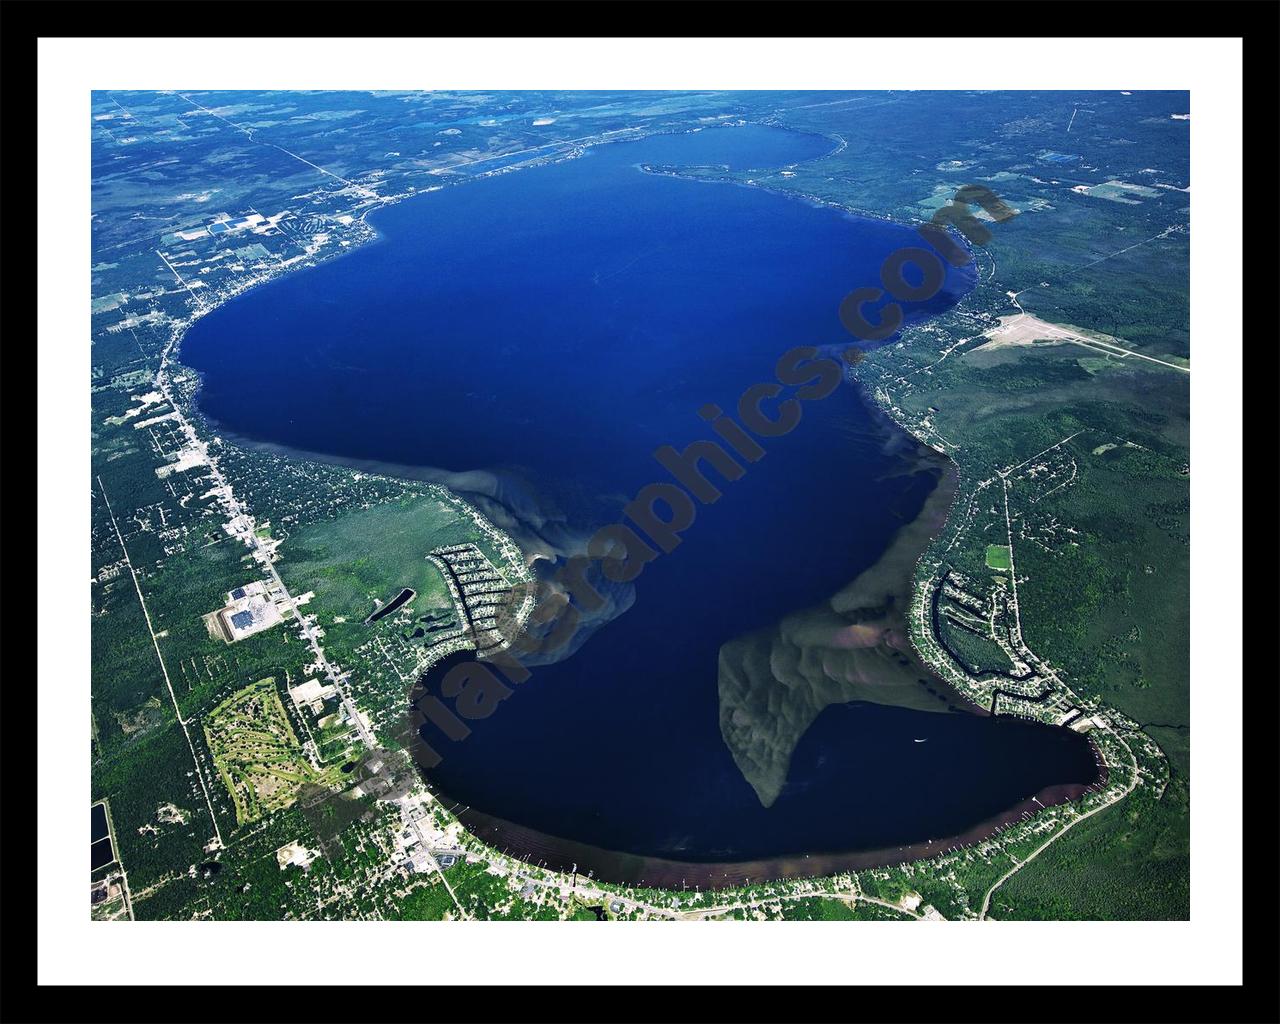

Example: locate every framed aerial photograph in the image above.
[15,8,1275,1020]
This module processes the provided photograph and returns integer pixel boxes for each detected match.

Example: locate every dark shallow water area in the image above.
[183,125,1099,879]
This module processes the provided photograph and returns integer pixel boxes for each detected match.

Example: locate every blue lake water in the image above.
[183,125,1099,877]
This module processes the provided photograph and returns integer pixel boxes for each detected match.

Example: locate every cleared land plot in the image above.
[975,314,1189,373]
[1079,180,1160,204]
[985,544,1013,571]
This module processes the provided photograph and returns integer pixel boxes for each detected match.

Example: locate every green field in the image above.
[984,544,1012,571]
[280,493,493,628]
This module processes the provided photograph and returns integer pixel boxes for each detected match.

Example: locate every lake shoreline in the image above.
[439,770,1107,890]
[426,433,1104,888]
[177,123,1102,881]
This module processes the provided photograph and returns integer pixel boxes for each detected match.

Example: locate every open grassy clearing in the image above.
[984,544,1012,571]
